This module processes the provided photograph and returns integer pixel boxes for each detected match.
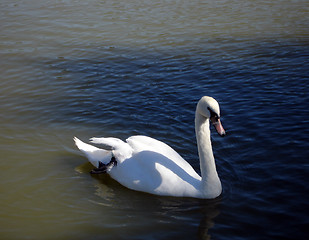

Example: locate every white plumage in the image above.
[74,96,225,199]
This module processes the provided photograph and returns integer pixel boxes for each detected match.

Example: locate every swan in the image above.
[74,96,226,199]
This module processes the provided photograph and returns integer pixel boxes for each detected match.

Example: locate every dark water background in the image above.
[0,1,308,239]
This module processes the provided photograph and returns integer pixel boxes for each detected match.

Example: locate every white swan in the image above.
[74,96,226,199]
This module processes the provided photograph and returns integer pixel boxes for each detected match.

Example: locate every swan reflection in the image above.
[91,174,221,240]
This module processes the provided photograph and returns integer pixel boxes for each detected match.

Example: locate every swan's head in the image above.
[197,96,226,137]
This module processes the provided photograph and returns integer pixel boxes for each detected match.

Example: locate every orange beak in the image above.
[211,118,226,137]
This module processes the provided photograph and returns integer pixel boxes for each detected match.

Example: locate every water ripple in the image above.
[1,0,308,239]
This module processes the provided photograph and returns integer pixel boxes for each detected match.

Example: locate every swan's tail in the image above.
[73,137,112,168]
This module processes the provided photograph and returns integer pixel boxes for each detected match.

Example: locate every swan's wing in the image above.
[104,135,202,197]
[89,137,124,149]
[90,137,133,162]
[126,135,181,159]
[74,137,111,167]
[126,135,200,179]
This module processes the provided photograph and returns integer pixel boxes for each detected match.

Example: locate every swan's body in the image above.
[74,96,225,199]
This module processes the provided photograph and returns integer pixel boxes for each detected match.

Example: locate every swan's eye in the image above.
[207,107,218,118]
[207,107,220,123]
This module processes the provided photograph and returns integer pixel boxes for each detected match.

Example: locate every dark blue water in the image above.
[1,0,309,239]
[39,39,309,239]
[1,37,308,239]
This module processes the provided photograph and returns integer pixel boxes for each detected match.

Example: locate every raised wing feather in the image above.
[73,137,111,167]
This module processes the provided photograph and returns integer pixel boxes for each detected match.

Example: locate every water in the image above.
[1,0,308,239]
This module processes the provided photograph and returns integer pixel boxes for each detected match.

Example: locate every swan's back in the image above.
[127,136,200,179]
[106,136,202,197]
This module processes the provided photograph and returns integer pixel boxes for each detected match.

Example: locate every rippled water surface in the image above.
[1,0,308,239]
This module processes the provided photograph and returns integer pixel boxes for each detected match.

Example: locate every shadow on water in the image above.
[94,175,221,240]
[76,161,221,240]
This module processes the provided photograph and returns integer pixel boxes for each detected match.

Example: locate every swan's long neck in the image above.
[195,112,222,198]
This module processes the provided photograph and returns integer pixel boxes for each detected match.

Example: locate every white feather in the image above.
[73,137,111,168]
[73,96,225,199]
